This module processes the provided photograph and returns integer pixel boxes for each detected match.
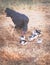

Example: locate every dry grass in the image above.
[0,0,50,65]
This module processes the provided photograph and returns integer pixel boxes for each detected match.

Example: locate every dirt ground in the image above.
[0,4,50,65]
